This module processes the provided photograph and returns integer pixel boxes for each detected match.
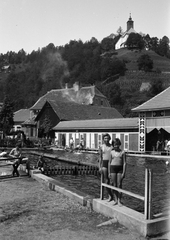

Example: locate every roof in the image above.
[53,118,139,131]
[30,85,108,110]
[14,109,31,123]
[122,27,136,37]
[132,86,170,112]
[22,116,36,126]
[35,100,123,121]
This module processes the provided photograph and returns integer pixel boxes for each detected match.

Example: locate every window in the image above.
[152,111,165,117]
[124,134,129,151]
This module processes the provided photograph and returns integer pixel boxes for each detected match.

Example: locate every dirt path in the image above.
[0,177,169,240]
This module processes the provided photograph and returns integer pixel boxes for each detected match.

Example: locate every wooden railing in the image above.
[100,168,153,220]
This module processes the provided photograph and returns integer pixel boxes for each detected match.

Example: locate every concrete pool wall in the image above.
[27,167,170,238]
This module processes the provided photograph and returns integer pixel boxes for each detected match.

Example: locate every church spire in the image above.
[127,13,134,31]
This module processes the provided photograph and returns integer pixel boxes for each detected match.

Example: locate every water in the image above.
[28,152,170,215]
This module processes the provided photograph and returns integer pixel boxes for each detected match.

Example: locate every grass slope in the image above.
[116,48,170,72]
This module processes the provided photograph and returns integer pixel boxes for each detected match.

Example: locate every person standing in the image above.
[9,143,22,177]
[109,138,126,206]
[99,133,113,202]
[70,138,74,150]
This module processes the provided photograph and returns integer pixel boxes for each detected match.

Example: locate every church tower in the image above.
[127,14,134,31]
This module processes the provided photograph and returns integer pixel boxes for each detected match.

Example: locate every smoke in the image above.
[62,82,93,105]
[41,51,93,105]
[41,52,69,86]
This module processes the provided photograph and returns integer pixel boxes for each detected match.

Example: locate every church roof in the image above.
[122,28,136,37]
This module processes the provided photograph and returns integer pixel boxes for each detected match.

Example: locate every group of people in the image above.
[8,143,47,177]
[99,133,126,206]
[8,143,31,177]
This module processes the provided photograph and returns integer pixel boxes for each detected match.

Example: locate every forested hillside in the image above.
[0,34,170,117]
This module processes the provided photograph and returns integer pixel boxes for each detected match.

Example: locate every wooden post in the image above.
[144,168,153,220]
[144,168,149,219]
[100,171,104,200]
[148,169,153,219]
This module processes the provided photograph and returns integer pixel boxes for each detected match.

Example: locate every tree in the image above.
[101,37,116,52]
[117,26,123,35]
[157,36,170,57]
[39,115,53,138]
[143,34,152,50]
[0,96,14,138]
[149,79,164,97]
[100,57,126,81]
[126,33,145,50]
[137,54,153,72]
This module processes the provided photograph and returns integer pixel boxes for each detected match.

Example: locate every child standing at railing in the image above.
[109,138,126,206]
[99,133,113,202]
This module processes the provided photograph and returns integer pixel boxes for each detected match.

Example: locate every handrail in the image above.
[102,183,145,201]
[100,168,153,220]
[127,153,170,159]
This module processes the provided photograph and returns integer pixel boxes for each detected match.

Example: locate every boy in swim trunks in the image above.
[99,133,113,201]
[109,138,126,206]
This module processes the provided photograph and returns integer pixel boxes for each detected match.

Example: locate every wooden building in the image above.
[53,118,139,151]
[35,100,123,139]
[132,86,170,152]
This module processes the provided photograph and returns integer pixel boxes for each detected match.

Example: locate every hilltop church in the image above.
[114,14,137,49]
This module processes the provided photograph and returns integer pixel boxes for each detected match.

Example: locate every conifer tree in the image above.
[0,96,14,138]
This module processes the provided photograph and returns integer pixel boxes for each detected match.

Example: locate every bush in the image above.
[137,54,153,72]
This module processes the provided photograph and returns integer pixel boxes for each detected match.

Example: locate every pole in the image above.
[100,171,104,200]
[144,168,149,219]
[148,169,153,219]
[144,168,153,220]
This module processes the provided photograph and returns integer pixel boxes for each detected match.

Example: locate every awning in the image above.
[146,118,170,133]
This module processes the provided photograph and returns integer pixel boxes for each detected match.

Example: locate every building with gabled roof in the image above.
[132,86,170,152]
[30,83,110,114]
[14,109,32,131]
[13,109,36,138]
[35,100,123,137]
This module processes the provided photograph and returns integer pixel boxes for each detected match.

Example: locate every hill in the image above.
[0,40,170,117]
[116,48,170,72]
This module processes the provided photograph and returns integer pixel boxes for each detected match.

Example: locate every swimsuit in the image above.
[102,160,109,168]
[110,165,123,173]
[101,144,112,169]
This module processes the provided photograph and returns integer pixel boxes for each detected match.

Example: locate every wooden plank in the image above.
[102,183,144,201]
[127,153,170,159]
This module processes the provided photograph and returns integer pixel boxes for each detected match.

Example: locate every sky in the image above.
[0,0,170,54]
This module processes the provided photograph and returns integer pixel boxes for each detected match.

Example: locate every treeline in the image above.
[0,33,169,116]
